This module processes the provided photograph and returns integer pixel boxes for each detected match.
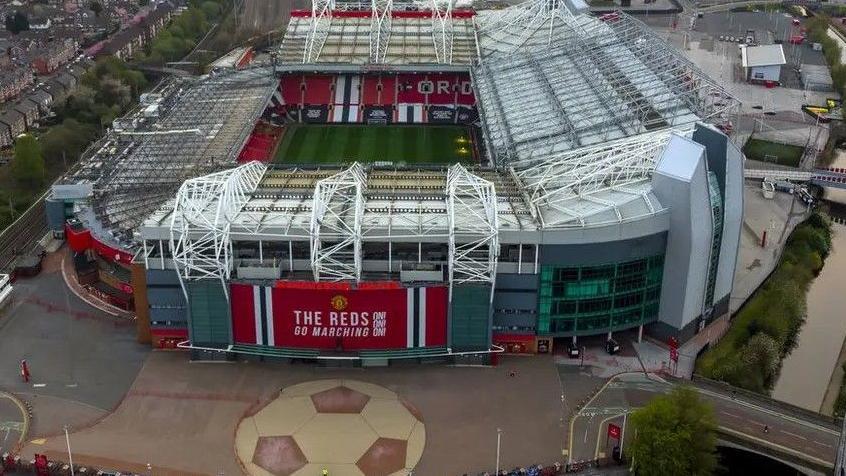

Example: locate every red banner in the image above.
[608,423,621,439]
[231,282,447,350]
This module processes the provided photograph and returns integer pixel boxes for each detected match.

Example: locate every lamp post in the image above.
[495,428,502,475]
[63,425,74,476]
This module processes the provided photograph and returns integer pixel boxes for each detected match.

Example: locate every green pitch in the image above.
[274,125,475,165]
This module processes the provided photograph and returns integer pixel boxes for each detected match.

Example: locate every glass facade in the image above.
[704,171,724,308]
[537,254,664,335]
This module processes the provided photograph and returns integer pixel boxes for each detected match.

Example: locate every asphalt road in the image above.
[0,265,149,413]
[569,373,839,467]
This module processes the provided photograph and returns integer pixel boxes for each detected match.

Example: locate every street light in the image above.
[495,428,502,475]
[64,425,74,476]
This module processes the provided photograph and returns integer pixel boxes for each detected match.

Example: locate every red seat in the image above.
[362,75,382,106]
[281,75,303,105]
[303,74,334,105]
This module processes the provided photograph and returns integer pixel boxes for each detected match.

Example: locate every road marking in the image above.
[697,387,839,436]
[594,413,626,459]
[719,426,833,468]
[65,383,77,388]
[780,429,807,440]
[813,440,833,448]
[32,383,46,388]
[720,410,742,419]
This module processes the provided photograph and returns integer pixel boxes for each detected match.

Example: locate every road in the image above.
[568,373,839,468]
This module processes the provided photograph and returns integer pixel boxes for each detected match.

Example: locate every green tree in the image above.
[5,11,30,34]
[11,134,45,188]
[629,386,718,476]
[89,1,103,17]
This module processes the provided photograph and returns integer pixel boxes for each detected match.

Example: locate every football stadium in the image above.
[47,0,744,363]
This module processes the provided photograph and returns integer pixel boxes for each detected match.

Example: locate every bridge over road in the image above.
[746,168,846,190]
[567,372,840,475]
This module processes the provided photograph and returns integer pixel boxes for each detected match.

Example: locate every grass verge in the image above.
[696,211,833,394]
[742,138,804,167]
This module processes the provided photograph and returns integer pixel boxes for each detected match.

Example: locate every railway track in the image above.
[0,192,49,273]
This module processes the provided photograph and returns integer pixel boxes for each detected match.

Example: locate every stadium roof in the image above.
[277,7,477,66]
[473,4,739,166]
[66,67,278,249]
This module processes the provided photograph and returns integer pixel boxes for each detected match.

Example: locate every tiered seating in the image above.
[361,75,382,106]
[380,75,397,106]
[331,74,361,123]
[238,122,285,163]
[281,75,304,105]
[274,73,476,124]
[302,74,334,105]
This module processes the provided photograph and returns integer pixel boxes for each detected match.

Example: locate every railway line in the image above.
[0,193,49,273]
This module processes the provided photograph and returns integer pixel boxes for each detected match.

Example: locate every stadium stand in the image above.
[361,75,381,106]
[237,122,285,163]
[302,74,334,105]
[278,73,476,124]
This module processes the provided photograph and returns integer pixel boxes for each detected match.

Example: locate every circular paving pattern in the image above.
[0,391,28,454]
[235,380,425,476]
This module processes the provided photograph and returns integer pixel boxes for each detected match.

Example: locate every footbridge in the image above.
[568,372,841,475]
[745,168,846,189]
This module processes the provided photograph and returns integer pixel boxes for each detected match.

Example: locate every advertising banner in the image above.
[231,282,447,350]
[427,105,456,124]
[363,106,392,124]
[301,105,329,123]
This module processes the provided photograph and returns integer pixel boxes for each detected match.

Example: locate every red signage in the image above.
[608,423,621,439]
[230,282,447,350]
[670,348,679,362]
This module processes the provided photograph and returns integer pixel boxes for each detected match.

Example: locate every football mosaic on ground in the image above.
[235,379,425,476]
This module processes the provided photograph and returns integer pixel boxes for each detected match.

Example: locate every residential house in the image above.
[31,38,78,75]
[0,67,34,102]
[13,100,40,128]
[96,3,176,60]
[0,109,26,140]
[0,120,11,148]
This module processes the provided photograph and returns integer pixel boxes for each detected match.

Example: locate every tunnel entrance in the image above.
[716,445,806,476]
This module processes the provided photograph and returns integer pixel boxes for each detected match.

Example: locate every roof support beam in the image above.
[305,0,334,63]
[369,0,392,63]
[310,163,367,282]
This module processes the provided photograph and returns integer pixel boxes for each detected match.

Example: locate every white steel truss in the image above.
[304,0,334,62]
[446,164,499,288]
[369,0,392,63]
[431,0,454,64]
[310,163,368,281]
[475,0,572,57]
[472,6,739,167]
[170,161,267,290]
[514,128,685,227]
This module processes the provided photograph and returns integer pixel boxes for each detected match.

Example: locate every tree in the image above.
[629,386,718,476]
[5,11,30,34]
[11,134,45,188]
[89,1,103,17]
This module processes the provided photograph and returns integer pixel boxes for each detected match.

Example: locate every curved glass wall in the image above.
[537,254,664,335]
